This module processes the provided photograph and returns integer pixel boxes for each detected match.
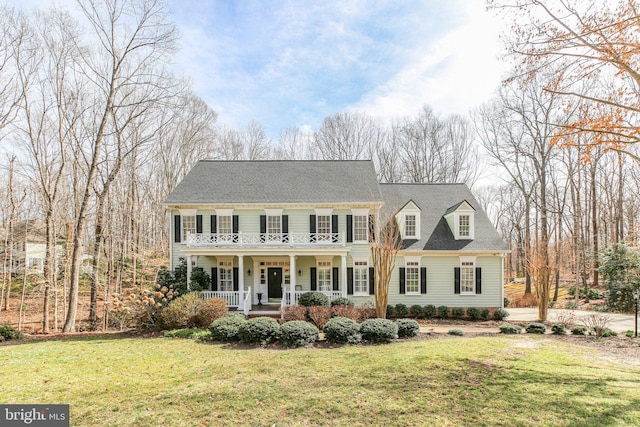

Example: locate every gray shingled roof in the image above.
[379,183,509,252]
[163,160,383,205]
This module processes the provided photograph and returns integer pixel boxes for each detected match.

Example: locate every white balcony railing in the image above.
[186,232,345,248]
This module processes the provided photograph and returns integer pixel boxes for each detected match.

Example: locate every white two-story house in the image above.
[162,160,509,314]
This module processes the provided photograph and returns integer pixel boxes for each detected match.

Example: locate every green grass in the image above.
[1,335,639,426]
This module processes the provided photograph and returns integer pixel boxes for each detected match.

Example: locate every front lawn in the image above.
[1,335,639,426]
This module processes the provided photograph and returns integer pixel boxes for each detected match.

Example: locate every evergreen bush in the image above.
[209,313,247,341]
[323,317,361,344]
[396,319,420,337]
[279,321,319,347]
[238,317,280,345]
[360,318,398,343]
[298,292,329,307]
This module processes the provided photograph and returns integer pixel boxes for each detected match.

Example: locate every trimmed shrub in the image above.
[238,317,280,345]
[209,313,247,341]
[279,321,319,347]
[386,305,395,319]
[424,305,437,319]
[160,292,201,330]
[0,324,22,341]
[449,329,464,336]
[451,307,465,319]
[360,318,398,343]
[503,297,510,308]
[571,325,590,336]
[493,308,510,321]
[410,305,424,319]
[525,323,546,334]
[395,304,409,318]
[298,292,329,307]
[467,307,481,321]
[396,319,420,338]
[551,324,567,335]
[164,328,211,340]
[500,324,522,334]
[307,306,333,329]
[437,305,449,319]
[196,298,228,328]
[331,297,354,307]
[480,309,490,320]
[323,317,361,344]
[282,306,308,322]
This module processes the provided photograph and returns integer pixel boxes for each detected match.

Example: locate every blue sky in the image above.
[8,0,508,140]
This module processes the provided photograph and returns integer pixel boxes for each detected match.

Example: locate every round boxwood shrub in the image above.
[396,319,420,337]
[551,324,567,335]
[525,322,547,334]
[386,305,395,319]
[480,309,490,320]
[451,307,464,319]
[330,297,354,307]
[493,308,510,321]
[571,325,590,336]
[448,328,464,336]
[394,304,409,318]
[423,305,437,319]
[360,318,398,343]
[298,292,329,307]
[279,321,319,347]
[466,307,481,321]
[409,305,424,319]
[238,317,280,344]
[437,305,449,319]
[209,313,247,341]
[500,324,522,334]
[323,317,361,344]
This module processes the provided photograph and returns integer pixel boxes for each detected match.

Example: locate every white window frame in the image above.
[218,215,232,235]
[352,209,369,243]
[404,215,417,238]
[317,260,332,292]
[460,256,476,295]
[405,257,421,295]
[179,209,197,242]
[316,215,332,242]
[353,257,369,296]
[459,214,470,237]
[219,259,234,292]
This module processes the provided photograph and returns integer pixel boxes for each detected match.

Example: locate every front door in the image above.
[268,267,283,301]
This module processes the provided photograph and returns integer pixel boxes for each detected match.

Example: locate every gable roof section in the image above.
[163,160,383,205]
[444,200,475,215]
[379,183,509,252]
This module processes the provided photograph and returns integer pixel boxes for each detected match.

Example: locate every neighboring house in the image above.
[163,160,509,314]
[0,220,64,275]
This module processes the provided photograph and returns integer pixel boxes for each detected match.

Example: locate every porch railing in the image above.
[283,289,343,306]
[200,290,249,308]
[186,232,345,248]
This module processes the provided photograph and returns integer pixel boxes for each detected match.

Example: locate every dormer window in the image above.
[459,215,470,237]
[405,215,417,238]
[396,200,421,240]
[444,201,475,240]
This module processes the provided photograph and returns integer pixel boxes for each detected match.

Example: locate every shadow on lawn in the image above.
[1,330,142,347]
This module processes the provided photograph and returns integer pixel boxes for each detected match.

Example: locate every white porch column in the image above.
[289,254,296,306]
[186,255,192,291]
[341,255,347,297]
[238,255,245,310]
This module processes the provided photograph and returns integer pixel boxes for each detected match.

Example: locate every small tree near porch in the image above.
[370,213,402,319]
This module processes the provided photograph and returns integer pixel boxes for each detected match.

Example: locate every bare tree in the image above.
[370,212,402,319]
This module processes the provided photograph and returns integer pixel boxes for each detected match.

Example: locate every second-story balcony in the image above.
[185,232,346,248]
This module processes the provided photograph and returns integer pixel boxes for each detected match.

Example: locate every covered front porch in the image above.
[183,247,350,315]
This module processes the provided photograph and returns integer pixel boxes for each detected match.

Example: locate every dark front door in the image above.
[268,268,283,300]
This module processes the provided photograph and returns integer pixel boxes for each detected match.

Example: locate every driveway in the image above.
[507,308,637,334]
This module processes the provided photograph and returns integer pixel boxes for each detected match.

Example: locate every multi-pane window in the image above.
[182,215,196,240]
[459,215,470,237]
[354,261,368,295]
[406,261,419,294]
[317,215,331,241]
[218,215,232,234]
[317,261,332,291]
[353,215,368,242]
[219,261,233,292]
[267,215,281,241]
[461,261,475,293]
[405,215,416,238]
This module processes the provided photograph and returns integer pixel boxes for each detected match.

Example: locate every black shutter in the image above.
[421,267,427,294]
[282,215,289,234]
[232,215,239,233]
[369,267,375,295]
[174,215,181,242]
[233,267,239,292]
[210,215,217,233]
[346,215,353,243]
[399,267,406,294]
[332,267,339,291]
[310,267,317,291]
[454,267,461,294]
[260,215,267,233]
[310,215,316,233]
[332,214,338,233]
[476,267,482,294]
[347,267,354,295]
[211,267,218,291]
[196,215,203,234]
[368,215,375,241]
